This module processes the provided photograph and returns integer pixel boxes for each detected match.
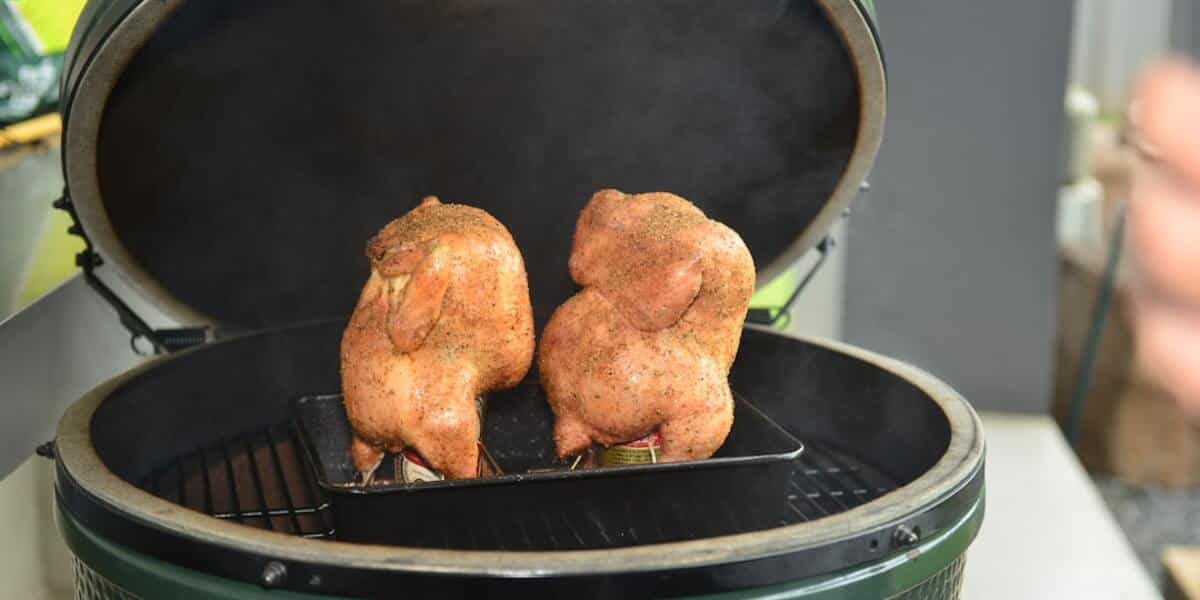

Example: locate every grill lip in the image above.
[55,328,985,584]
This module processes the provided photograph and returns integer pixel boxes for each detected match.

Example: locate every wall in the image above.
[0,144,59,309]
[843,1,1073,413]
[1171,0,1200,59]
[1070,0,1171,113]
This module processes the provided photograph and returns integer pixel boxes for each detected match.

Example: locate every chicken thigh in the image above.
[341,196,534,481]
[538,190,755,462]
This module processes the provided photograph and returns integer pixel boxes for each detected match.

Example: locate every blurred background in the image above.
[1,0,1198,598]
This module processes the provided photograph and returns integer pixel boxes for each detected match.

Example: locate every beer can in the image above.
[397,448,444,483]
[598,431,662,466]
[390,395,500,483]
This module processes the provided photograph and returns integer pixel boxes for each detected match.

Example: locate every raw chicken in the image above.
[340,196,534,481]
[538,190,755,462]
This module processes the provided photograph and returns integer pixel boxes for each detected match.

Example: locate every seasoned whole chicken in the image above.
[538,190,755,462]
[340,196,535,481]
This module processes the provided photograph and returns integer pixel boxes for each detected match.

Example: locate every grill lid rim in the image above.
[58,0,886,334]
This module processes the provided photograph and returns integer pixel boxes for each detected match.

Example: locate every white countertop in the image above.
[963,412,1160,599]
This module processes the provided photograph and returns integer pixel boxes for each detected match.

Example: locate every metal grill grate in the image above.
[139,424,335,538]
[140,427,894,544]
[786,439,895,522]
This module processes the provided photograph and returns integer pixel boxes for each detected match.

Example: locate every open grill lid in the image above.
[60,0,884,336]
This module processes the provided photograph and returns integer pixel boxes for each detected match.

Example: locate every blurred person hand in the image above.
[1130,58,1200,415]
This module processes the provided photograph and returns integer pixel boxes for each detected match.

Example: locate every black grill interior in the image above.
[140,425,894,548]
[95,0,859,331]
[93,323,950,551]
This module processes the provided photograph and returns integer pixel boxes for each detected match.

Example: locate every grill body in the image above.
[55,324,984,598]
[50,0,986,597]
[62,506,978,600]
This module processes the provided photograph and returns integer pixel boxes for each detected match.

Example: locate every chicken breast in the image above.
[341,196,534,481]
[538,190,755,462]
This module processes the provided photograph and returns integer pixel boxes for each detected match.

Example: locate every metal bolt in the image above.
[893,525,920,548]
[35,441,56,460]
[261,561,287,588]
[75,250,102,268]
[859,180,872,191]
[308,574,323,587]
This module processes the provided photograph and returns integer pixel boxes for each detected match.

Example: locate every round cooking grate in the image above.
[139,423,897,548]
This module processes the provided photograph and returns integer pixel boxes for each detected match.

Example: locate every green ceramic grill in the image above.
[47,0,985,597]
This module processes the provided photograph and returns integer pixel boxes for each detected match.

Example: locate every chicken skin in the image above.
[538,190,755,462]
[341,196,534,481]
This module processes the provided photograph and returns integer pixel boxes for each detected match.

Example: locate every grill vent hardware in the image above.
[52,192,209,356]
[139,423,894,546]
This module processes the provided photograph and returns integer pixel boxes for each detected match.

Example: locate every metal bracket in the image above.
[745,235,836,328]
[53,191,208,355]
[745,182,865,329]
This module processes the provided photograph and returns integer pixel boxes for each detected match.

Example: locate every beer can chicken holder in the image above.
[291,385,805,546]
[34,0,987,598]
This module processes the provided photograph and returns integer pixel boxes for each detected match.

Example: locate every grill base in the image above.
[64,507,972,600]
[888,557,965,600]
[74,558,138,600]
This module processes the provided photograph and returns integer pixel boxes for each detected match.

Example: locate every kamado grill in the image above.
[36,0,985,597]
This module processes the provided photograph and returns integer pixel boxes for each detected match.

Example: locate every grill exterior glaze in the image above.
[51,0,986,598]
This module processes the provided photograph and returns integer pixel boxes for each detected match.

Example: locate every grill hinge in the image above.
[54,191,210,355]
[745,234,836,328]
[746,183,866,329]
